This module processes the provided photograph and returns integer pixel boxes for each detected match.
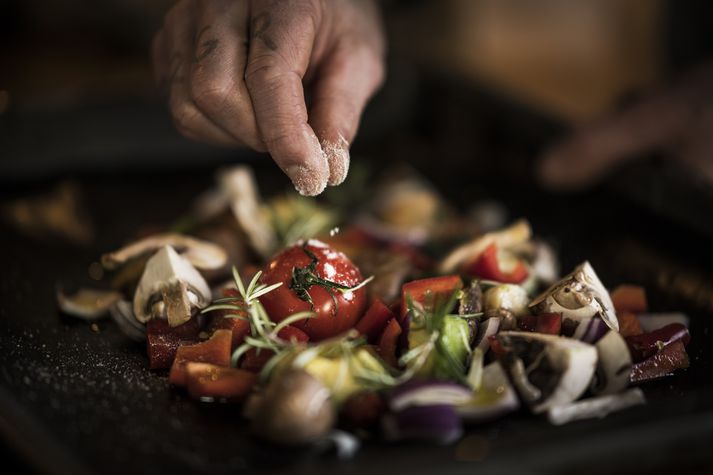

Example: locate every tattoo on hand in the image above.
[250,12,277,51]
[194,25,219,62]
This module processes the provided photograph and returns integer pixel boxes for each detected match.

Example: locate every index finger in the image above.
[245,0,329,196]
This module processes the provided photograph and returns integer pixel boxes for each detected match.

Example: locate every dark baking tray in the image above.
[1,159,712,475]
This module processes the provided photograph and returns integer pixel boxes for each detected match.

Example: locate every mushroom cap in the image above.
[530,261,618,332]
[253,369,335,445]
[133,245,211,326]
[102,233,227,271]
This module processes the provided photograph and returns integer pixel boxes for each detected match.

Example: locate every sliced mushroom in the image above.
[57,287,122,320]
[133,245,211,327]
[439,219,532,274]
[590,331,632,396]
[495,331,597,414]
[529,261,618,332]
[102,233,227,271]
[219,166,277,259]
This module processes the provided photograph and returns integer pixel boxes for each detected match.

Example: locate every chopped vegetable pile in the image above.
[58,165,692,450]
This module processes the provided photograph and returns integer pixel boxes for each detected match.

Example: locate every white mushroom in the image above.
[590,331,632,396]
[496,331,598,414]
[102,233,227,271]
[219,166,277,259]
[133,245,211,327]
[56,287,122,321]
[529,261,619,332]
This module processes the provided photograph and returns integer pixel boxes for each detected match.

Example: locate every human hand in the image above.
[537,62,713,190]
[152,0,385,195]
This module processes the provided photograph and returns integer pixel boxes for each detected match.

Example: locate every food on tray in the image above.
[58,165,692,451]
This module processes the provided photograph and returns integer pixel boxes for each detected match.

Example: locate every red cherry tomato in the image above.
[258,240,368,341]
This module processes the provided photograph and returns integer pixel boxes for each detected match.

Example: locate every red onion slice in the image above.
[382,404,463,445]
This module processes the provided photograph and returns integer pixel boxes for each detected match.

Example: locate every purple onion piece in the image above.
[474,318,500,353]
[580,317,609,344]
[389,379,473,411]
[571,317,591,340]
[382,404,463,445]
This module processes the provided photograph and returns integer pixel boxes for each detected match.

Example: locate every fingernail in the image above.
[322,135,350,186]
[285,164,328,196]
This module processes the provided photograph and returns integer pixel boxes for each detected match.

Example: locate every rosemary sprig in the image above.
[289,243,373,314]
[201,266,314,372]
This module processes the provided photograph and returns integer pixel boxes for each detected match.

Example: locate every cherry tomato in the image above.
[258,240,368,341]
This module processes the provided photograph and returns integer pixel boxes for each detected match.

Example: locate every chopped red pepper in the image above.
[535,313,562,335]
[184,362,257,400]
[169,329,232,386]
[378,318,402,368]
[488,335,507,357]
[238,326,309,372]
[356,299,395,343]
[400,275,463,322]
[146,318,201,370]
[611,285,648,314]
[464,243,528,284]
[630,340,689,383]
[239,347,274,373]
[206,288,250,350]
[618,311,643,337]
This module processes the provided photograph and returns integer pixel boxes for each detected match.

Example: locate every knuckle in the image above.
[189,76,233,112]
[244,55,288,91]
[170,101,201,136]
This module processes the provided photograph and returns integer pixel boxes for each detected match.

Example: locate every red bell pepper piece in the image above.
[237,326,309,372]
[169,329,232,386]
[205,288,251,350]
[535,313,562,335]
[630,340,689,383]
[184,362,257,400]
[625,323,690,363]
[464,243,528,284]
[378,318,402,368]
[611,285,648,314]
[146,318,201,370]
[618,311,643,337]
[400,275,463,322]
[356,299,395,343]
[488,335,507,357]
[239,347,274,373]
